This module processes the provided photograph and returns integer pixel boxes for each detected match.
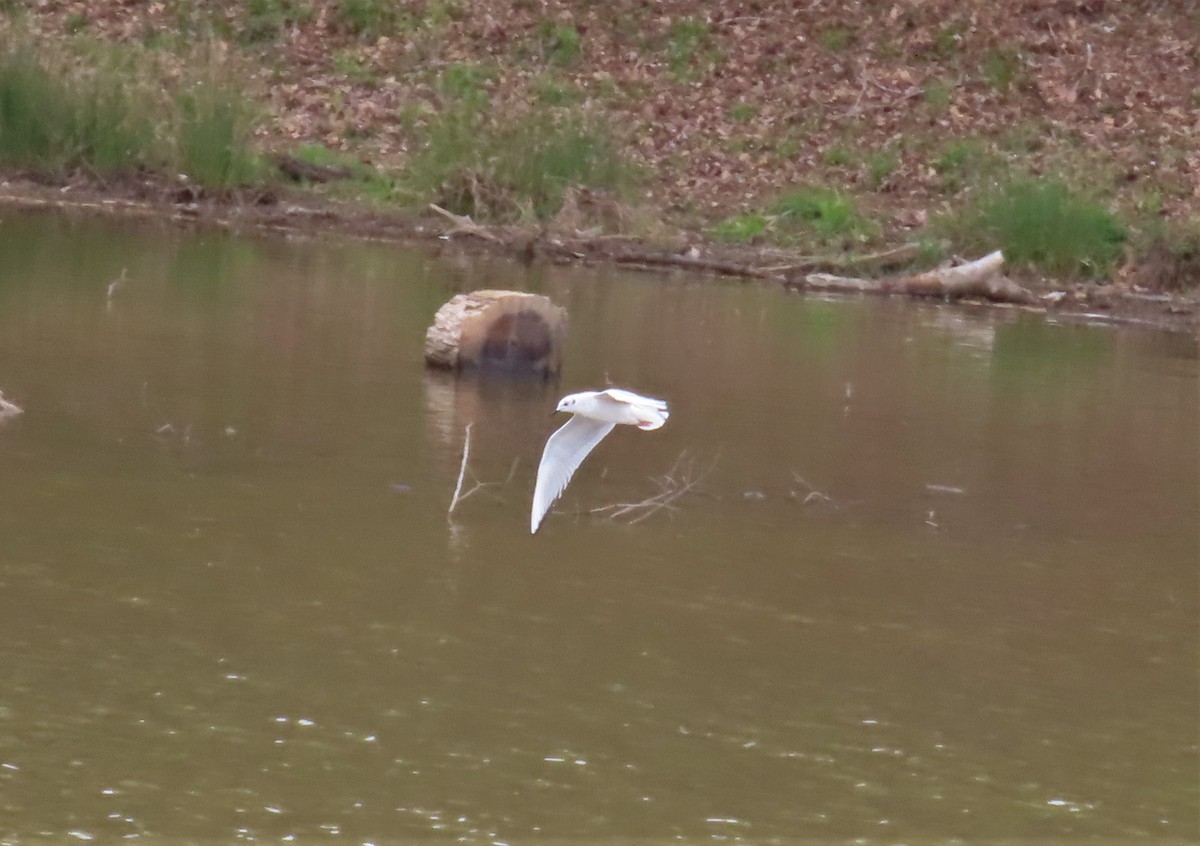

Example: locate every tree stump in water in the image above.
[424,290,567,377]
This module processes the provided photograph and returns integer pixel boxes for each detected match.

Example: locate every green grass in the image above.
[331,49,376,85]
[440,62,493,105]
[712,213,768,243]
[935,140,976,174]
[0,45,156,175]
[240,0,313,44]
[537,21,582,66]
[1139,221,1200,290]
[0,50,73,169]
[933,138,995,194]
[535,75,581,105]
[923,81,953,111]
[666,18,715,80]
[729,102,757,123]
[998,120,1048,154]
[822,145,853,167]
[1132,187,1163,217]
[408,86,634,220]
[711,188,871,246]
[77,63,158,173]
[931,25,963,60]
[818,25,856,52]
[64,11,89,34]
[968,180,1125,278]
[292,142,367,175]
[503,114,628,217]
[0,40,265,190]
[291,142,397,201]
[336,0,406,37]
[982,48,1022,91]
[176,78,264,188]
[773,188,861,237]
[865,150,899,190]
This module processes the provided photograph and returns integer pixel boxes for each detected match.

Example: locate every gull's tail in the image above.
[637,409,669,430]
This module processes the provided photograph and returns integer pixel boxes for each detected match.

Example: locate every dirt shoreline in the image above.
[3,175,1195,335]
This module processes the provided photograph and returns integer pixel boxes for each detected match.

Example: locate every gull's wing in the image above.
[531,415,616,534]
[600,388,668,410]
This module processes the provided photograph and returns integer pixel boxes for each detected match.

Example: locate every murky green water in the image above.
[0,214,1196,844]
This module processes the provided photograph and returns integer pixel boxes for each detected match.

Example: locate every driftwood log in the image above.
[800,251,1035,305]
[424,290,567,376]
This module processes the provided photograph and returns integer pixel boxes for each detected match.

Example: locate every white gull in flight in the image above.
[531,388,669,534]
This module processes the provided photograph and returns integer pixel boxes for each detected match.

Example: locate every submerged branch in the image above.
[791,470,834,507]
[588,451,716,525]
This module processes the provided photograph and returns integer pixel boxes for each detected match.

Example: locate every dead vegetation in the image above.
[3,0,1198,325]
[587,451,715,525]
[445,430,713,528]
[797,250,1036,305]
[12,1,1199,227]
[790,471,834,508]
[446,422,524,517]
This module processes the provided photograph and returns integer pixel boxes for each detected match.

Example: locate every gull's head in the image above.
[554,393,584,415]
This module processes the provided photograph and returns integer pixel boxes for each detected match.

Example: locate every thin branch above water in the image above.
[447,422,514,517]
[447,422,474,516]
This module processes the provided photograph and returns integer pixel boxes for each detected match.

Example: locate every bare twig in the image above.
[447,422,473,515]
[447,423,513,516]
[791,471,833,506]
[428,203,503,243]
[843,84,923,117]
[588,451,716,524]
[845,76,869,116]
[455,476,501,505]
[106,268,126,302]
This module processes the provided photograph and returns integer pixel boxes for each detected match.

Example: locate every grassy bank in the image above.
[1,1,1197,289]
[0,38,263,189]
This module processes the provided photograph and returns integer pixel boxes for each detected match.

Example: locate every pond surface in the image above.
[0,214,1196,844]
